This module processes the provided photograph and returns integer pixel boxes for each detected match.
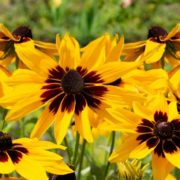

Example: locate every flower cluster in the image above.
[0,23,179,179]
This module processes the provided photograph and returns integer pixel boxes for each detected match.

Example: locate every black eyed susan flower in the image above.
[123,24,180,66]
[0,24,57,67]
[0,132,73,180]
[109,95,180,180]
[0,34,143,144]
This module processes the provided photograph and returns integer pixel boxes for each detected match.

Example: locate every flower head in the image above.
[0,132,73,180]
[109,95,180,180]
[0,24,57,67]
[123,24,180,67]
[0,34,143,144]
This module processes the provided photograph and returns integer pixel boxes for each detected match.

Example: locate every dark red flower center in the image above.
[154,122,173,139]
[0,131,28,163]
[148,26,168,42]
[12,26,32,42]
[136,111,180,157]
[0,132,13,151]
[61,70,84,94]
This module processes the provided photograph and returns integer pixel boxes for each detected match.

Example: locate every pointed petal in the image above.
[57,34,80,69]
[106,36,124,62]
[41,160,73,175]
[81,37,106,70]
[133,102,153,121]
[15,154,48,180]
[15,40,57,76]
[6,93,43,121]
[75,103,93,143]
[144,40,166,64]
[164,24,180,41]
[130,141,154,159]
[0,23,17,40]
[30,105,56,139]
[7,69,45,85]
[97,61,140,83]
[109,134,139,162]
[152,153,174,180]
[165,150,180,168]
[54,95,75,144]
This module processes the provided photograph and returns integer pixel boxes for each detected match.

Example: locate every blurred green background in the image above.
[0,0,179,45]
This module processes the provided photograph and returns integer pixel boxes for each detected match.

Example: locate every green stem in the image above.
[64,137,72,163]
[77,140,86,180]
[1,109,8,130]
[104,131,116,179]
[72,133,80,166]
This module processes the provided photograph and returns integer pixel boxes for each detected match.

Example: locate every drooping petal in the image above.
[0,23,17,41]
[109,134,139,162]
[144,40,166,64]
[40,160,73,175]
[15,40,57,76]
[74,102,93,143]
[152,153,174,180]
[15,154,48,180]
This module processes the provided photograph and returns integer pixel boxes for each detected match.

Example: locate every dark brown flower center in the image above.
[148,26,168,42]
[12,26,32,40]
[0,132,13,151]
[154,122,173,139]
[61,70,84,94]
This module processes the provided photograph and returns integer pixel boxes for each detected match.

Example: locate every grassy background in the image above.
[0,0,179,45]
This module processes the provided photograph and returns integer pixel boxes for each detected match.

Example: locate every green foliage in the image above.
[0,0,179,45]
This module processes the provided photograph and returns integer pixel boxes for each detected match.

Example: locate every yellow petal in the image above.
[6,93,43,121]
[106,36,124,62]
[57,34,80,69]
[54,96,75,144]
[75,103,93,143]
[130,141,154,159]
[152,153,174,180]
[41,160,73,175]
[30,105,56,139]
[0,24,17,41]
[144,40,166,64]
[133,101,153,121]
[81,36,106,70]
[164,24,180,41]
[165,150,180,168]
[97,61,140,83]
[15,40,57,76]
[109,134,139,162]
[15,154,48,180]
[34,40,58,56]
[7,69,45,85]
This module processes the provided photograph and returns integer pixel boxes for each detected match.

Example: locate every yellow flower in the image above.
[0,131,73,180]
[123,24,180,66]
[0,34,143,144]
[0,24,57,67]
[109,95,180,180]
